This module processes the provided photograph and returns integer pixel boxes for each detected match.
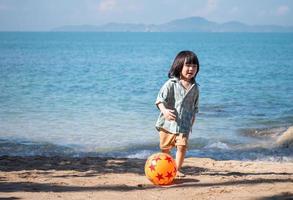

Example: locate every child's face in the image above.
[180,60,198,81]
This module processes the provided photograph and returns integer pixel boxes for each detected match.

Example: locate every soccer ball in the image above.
[144,152,177,185]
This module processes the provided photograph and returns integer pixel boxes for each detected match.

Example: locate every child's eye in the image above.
[186,64,198,68]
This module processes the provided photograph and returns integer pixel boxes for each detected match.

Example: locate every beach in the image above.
[1,156,293,200]
[1,32,293,199]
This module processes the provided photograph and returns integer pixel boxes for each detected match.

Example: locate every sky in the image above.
[0,0,292,31]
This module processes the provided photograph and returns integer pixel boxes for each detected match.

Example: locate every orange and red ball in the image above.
[144,152,177,185]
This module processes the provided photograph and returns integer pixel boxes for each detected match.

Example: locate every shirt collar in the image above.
[170,77,179,82]
[170,77,196,85]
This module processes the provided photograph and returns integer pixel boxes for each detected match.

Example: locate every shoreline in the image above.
[1,126,292,162]
[1,155,293,199]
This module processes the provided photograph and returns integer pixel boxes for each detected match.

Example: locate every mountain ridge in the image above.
[52,16,293,32]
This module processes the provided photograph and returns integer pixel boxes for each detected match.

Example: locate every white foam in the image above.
[276,126,293,148]
[126,150,154,159]
[205,141,230,150]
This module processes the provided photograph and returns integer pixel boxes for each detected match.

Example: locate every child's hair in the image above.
[168,50,200,82]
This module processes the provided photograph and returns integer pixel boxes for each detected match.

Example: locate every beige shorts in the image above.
[159,128,189,150]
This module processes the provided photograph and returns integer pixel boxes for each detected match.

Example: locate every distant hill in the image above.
[52,17,293,32]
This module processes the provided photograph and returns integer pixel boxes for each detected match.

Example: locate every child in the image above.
[155,50,199,177]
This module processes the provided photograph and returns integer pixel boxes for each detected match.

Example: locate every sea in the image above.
[0,32,293,162]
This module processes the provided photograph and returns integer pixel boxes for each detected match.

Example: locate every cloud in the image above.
[206,0,218,12]
[230,6,239,14]
[194,0,218,17]
[96,0,140,14]
[97,0,117,12]
[0,3,9,11]
[276,5,289,16]
[257,10,267,17]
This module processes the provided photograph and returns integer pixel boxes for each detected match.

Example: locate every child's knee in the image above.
[162,149,171,154]
[177,145,187,152]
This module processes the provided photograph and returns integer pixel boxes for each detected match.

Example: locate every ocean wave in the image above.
[1,133,293,162]
[239,126,288,138]
[0,139,77,157]
[204,141,230,150]
[188,145,293,162]
[276,126,293,148]
[126,150,154,159]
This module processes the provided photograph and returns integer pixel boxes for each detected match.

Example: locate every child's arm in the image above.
[192,115,196,125]
[157,102,176,121]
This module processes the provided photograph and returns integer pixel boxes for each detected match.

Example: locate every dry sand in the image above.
[0,156,293,200]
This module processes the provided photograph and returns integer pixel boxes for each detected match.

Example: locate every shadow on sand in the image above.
[0,156,293,193]
[256,192,293,200]
[0,177,292,193]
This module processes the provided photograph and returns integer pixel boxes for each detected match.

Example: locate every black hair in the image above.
[168,50,200,82]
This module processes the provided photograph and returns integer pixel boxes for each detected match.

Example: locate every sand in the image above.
[0,156,293,200]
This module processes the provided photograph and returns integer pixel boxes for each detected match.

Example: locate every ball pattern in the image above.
[144,153,177,185]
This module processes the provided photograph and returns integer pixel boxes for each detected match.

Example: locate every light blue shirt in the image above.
[155,77,199,135]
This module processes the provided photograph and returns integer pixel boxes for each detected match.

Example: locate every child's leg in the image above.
[174,133,188,175]
[175,145,186,171]
[162,149,171,154]
[159,129,176,154]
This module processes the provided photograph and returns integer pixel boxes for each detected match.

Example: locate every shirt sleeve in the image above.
[155,80,172,108]
[193,89,199,114]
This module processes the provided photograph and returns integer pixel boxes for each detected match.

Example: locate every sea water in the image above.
[0,32,293,161]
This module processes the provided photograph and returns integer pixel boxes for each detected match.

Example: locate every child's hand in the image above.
[162,109,176,121]
[157,103,176,121]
